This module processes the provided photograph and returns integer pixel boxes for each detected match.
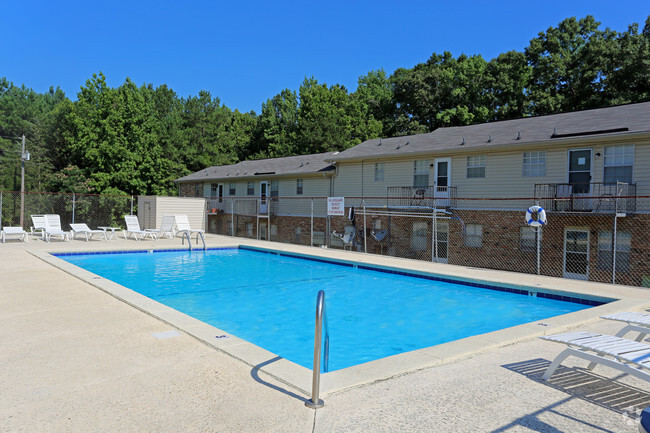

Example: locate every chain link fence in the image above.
[0,191,135,231]
[205,195,650,288]
[3,189,648,288]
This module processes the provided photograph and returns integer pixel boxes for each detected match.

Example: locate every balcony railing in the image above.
[534,182,636,213]
[387,186,457,209]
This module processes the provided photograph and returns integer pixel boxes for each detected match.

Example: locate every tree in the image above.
[486,51,532,120]
[391,52,492,131]
[525,16,609,115]
[353,69,396,136]
[256,89,299,158]
[297,77,381,154]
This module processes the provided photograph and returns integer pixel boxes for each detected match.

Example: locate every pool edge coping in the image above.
[28,244,650,397]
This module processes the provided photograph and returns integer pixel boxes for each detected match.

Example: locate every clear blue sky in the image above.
[2,1,648,113]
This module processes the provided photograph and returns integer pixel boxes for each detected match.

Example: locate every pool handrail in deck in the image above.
[306,290,329,409]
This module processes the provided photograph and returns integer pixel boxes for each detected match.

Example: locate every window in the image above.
[520,227,542,252]
[270,224,278,241]
[413,160,430,187]
[374,163,384,182]
[467,155,486,178]
[523,152,546,177]
[247,181,254,196]
[270,180,279,200]
[598,231,631,273]
[210,183,218,198]
[295,227,302,243]
[296,179,303,195]
[604,145,633,184]
[464,224,483,247]
[194,184,202,197]
[411,221,428,251]
[229,182,236,196]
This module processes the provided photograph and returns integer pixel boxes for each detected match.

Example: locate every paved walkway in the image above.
[1,234,649,432]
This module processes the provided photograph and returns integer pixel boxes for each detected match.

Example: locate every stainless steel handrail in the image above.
[181,231,206,250]
[305,290,329,409]
[182,231,192,250]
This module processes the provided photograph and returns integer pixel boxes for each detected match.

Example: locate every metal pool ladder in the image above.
[305,290,329,409]
[181,231,206,251]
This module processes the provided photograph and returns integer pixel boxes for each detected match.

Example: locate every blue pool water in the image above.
[58,248,597,371]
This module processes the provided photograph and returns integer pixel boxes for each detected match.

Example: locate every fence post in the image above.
[311,198,314,247]
[362,199,367,253]
[231,200,234,237]
[0,191,3,229]
[130,195,134,215]
[536,200,541,275]
[72,193,76,224]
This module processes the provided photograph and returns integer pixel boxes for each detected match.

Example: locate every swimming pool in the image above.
[57,247,605,372]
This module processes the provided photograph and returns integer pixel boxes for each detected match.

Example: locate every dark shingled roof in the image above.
[330,102,650,162]
[176,152,337,183]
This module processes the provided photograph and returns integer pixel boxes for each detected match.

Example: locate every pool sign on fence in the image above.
[327,197,345,216]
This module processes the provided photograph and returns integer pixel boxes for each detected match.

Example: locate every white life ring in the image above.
[525,205,547,227]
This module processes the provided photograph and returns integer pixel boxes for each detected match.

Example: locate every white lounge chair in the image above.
[148,215,176,239]
[1,227,29,243]
[541,331,650,383]
[70,223,104,241]
[601,311,650,342]
[30,214,47,240]
[123,215,157,241]
[174,214,204,240]
[44,214,70,243]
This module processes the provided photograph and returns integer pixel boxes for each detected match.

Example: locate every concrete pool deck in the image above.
[2,233,650,432]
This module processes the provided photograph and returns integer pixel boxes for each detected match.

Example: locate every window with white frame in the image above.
[270,180,279,200]
[466,155,486,178]
[598,231,631,272]
[247,181,254,196]
[210,183,218,198]
[296,179,303,195]
[464,224,483,247]
[522,152,546,177]
[229,182,236,196]
[604,144,633,184]
[374,163,384,182]
[413,160,430,187]
[520,227,542,251]
[411,221,428,251]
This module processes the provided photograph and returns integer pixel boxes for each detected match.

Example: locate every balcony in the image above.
[534,182,636,213]
[387,186,457,209]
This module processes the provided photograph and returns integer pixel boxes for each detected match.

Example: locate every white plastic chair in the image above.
[1,227,29,243]
[123,215,157,241]
[70,223,104,241]
[44,214,70,243]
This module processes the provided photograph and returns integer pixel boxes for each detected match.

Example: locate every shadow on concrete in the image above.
[250,356,309,404]
[492,358,650,432]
